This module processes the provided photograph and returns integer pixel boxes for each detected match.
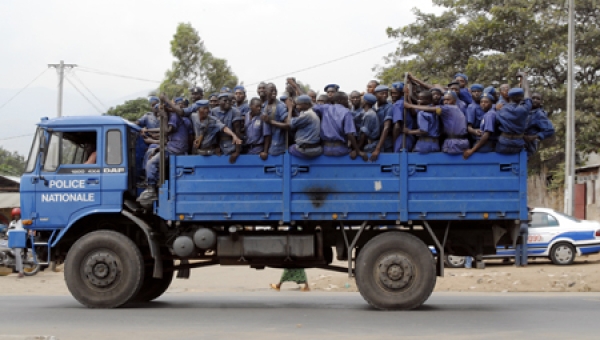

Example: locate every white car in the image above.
[445,208,600,267]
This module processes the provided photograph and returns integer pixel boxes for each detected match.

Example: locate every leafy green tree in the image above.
[160,23,239,97]
[105,97,150,122]
[0,146,25,176]
[378,0,600,188]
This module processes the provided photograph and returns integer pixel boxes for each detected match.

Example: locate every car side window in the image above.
[530,212,559,228]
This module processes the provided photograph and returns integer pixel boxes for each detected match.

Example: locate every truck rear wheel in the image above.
[64,230,144,308]
[133,251,174,302]
[355,232,436,310]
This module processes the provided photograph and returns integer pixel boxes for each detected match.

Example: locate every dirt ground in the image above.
[2,253,600,296]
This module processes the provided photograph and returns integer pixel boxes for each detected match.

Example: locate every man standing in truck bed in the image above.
[138,107,190,202]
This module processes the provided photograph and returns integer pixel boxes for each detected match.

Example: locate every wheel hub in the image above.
[378,254,414,290]
[555,246,572,263]
[84,252,118,288]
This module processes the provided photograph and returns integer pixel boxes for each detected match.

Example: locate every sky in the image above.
[0,0,443,156]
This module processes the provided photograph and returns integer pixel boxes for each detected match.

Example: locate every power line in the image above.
[0,69,49,111]
[78,66,162,84]
[244,39,399,87]
[65,76,104,114]
[0,133,34,141]
[69,70,109,110]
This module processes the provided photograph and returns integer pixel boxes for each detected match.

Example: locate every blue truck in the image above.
[13,115,529,310]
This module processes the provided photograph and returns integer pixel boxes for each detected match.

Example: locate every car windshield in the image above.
[552,211,582,223]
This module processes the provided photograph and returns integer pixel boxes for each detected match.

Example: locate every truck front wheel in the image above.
[64,230,144,308]
[355,232,436,310]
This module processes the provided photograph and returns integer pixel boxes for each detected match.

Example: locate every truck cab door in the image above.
[20,128,44,223]
[100,127,127,210]
[34,128,102,228]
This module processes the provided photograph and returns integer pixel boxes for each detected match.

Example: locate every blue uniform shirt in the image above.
[436,105,469,154]
[263,100,289,155]
[350,106,364,135]
[166,113,189,154]
[245,114,271,146]
[360,108,380,141]
[458,88,473,105]
[192,114,225,149]
[496,99,533,135]
[417,111,440,138]
[236,101,250,117]
[479,110,499,141]
[525,107,555,140]
[466,102,486,129]
[137,112,160,129]
[290,108,321,145]
[392,98,415,151]
[375,102,394,150]
[312,104,356,143]
[211,106,243,131]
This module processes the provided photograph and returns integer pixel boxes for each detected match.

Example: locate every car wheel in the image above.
[444,255,466,268]
[549,242,576,265]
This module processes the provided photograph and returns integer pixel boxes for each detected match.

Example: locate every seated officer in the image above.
[357,93,380,152]
[263,95,322,159]
[313,92,365,160]
[211,93,243,162]
[404,91,440,154]
[404,91,469,154]
[191,100,242,161]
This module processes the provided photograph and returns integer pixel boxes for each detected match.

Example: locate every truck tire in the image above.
[355,232,436,310]
[64,230,144,308]
[134,253,174,302]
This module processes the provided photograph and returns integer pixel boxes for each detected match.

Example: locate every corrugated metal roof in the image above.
[0,192,19,208]
[0,175,20,184]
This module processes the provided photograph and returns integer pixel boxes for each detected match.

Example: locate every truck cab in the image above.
[20,116,138,237]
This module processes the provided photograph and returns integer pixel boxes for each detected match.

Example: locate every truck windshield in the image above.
[24,128,42,173]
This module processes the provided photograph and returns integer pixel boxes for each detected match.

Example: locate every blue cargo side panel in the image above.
[406,152,523,220]
[159,155,285,222]
[290,154,400,221]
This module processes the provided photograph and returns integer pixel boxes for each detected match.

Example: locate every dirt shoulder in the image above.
[1,254,599,296]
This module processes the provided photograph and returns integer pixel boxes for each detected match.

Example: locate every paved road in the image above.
[0,292,598,340]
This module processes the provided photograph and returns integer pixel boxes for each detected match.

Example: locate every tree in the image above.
[160,23,239,97]
[0,146,25,176]
[105,97,150,122]
[378,0,600,188]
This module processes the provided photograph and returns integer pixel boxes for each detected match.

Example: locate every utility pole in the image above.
[564,0,576,215]
[48,60,77,117]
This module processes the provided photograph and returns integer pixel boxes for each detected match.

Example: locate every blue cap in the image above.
[430,87,443,94]
[220,87,231,93]
[189,86,203,94]
[295,95,312,104]
[470,84,484,91]
[233,85,245,92]
[174,97,184,104]
[508,88,524,97]
[279,94,288,102]
[363,93,377,105]
[148,96,159,104]
[480,93,495,103]
[391,82,405,91]
[484,86,496,96]
[324,84,340,92]
[374,85,389,93]
[152,103,159,109]
[195,99,210,107]
[454,73,468,82]
[218,93,231,99]
[209,93,218,99]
